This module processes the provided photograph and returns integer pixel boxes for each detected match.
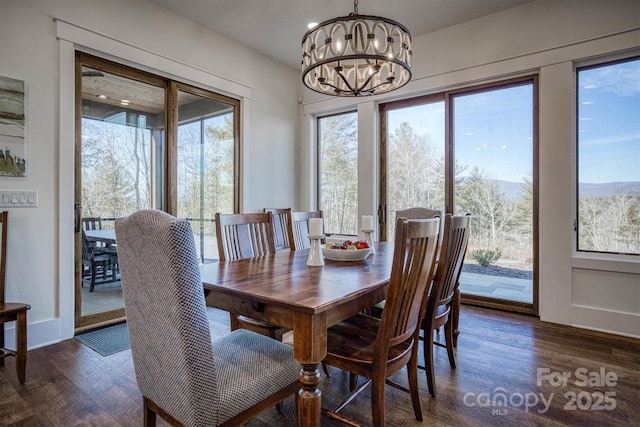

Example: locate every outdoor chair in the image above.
[82,217,103,230]
[82,230,118,292]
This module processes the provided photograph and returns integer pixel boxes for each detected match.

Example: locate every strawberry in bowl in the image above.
[323,240,372,261]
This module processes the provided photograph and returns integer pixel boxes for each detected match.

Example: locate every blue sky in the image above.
[388,84,534,183]
[578,58,640,184]
[388,61,640,185]
[453,85,533,183]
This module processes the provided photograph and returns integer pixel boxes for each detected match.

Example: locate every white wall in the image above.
[301,0,640,338]
[0,0,637,350]
[0,0,299,348]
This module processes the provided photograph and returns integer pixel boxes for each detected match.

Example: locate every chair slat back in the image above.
[263,208,292,250]
[378,218,440,352]
[395,207,441,220]
[425,214,472,325]
[215,212,276,261]
[397,207,443,250]
[82,217,102,230]
[288,210,323,251]
[0,211,7,303]
[116,210,219,426]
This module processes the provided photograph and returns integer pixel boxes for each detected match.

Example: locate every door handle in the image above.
[377,204,386,225]
[74,204,82,233]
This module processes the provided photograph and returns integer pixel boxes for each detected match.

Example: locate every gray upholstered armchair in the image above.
[115,209,300,427]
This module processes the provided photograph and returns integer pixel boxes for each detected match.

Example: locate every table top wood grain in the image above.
[201,241,394,427]
[201,242,394,316]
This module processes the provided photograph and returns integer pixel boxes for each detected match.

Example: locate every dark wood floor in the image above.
[1,305,638,426]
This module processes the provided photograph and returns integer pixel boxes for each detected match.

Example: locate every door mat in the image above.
[75,322,130,356]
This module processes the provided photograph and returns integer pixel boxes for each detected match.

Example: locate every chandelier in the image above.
[301,0,412,97]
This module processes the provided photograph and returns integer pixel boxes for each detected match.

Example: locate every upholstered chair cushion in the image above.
[116,209,299,426]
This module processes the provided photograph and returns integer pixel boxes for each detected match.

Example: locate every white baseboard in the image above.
[3,317,65,351]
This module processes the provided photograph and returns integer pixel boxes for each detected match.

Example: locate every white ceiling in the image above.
[149,0,533,70]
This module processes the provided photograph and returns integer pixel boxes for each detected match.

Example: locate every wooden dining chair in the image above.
[370,207,441,319]
[115,210,300,427]
[0,211,31,384]
[215,212,287,341]
[396,207,441,221]
[263,208,292,250]
[420,213,471,397]
[322,217,440,427]
[215,212,276,262]
[288,210,323,250]
[285,210,332,376]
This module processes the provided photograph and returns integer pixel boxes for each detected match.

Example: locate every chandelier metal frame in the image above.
[301,0,412,97]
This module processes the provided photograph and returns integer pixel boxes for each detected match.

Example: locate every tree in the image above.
[384,121,445,241]
[579,193,640,254]
[81,119,153,221]
[388,121,444,213]
[457,166,518,249]
[319,113,358,235]
[175,113,236,237]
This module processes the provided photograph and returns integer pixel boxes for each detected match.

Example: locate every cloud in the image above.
[580,60,640,97]
[580,132,640,147]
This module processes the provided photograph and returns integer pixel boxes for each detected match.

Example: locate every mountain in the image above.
[487,180,640,200]
[459,178,640,200]
[492,180,528,200]
[579,182,640,198]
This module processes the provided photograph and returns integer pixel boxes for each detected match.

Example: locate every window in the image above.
[318,111,358,235]
[577,57,640,255]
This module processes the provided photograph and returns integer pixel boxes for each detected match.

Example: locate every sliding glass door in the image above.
[379,77,537,313]
[75,53,239,329]
[75,53,167,328]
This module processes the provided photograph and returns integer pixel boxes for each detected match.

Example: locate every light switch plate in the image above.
[0,190,38,208]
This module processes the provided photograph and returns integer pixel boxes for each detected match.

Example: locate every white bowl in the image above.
[322,246,372,261]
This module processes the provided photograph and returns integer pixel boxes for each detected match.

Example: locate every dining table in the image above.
[84,228,117,245]
[201,241,394,427]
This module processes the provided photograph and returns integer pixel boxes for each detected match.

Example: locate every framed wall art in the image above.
[0,75,26,177]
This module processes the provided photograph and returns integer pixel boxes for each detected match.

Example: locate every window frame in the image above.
[574,54,640,257]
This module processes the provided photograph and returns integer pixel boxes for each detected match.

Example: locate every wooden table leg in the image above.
[16,311,27,384]
[297,363,321,426]
[294,312,326,427]
[0,328,5,367]
[229,312,240,331]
